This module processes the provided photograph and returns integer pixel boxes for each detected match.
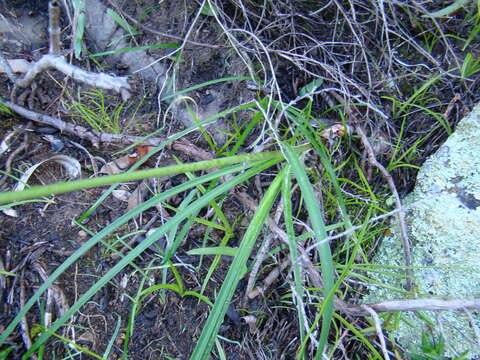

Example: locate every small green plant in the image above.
[68,89,126,134]
[460,52,480,77]
[407,332,469,360]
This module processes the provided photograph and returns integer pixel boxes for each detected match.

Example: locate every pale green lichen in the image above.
[364,104,480,358]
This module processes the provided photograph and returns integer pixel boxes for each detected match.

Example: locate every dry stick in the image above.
[14,54,132,101]
[1,100,168,148]
[12,0,131,101]
[244,233,275,302]
[346,299,480,316]
[247,259,290,300]
[355,125,413,291]
[361,305,391,360]
[326,89,413,291]
[1,101,223,159]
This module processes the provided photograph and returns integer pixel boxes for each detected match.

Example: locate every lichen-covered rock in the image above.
[364,104,480,358]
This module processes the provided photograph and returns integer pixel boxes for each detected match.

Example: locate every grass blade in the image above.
[21,159,280,357]
[0,149,286,204]
[282,166,306,347]
[282,144,334,357]
[190,167,287,360]
[0,162,259,348]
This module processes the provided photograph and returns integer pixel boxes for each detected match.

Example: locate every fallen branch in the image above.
[0,99,169,148]
[11,0,131,101]
[14,55,132,101]
[342,298,480,316]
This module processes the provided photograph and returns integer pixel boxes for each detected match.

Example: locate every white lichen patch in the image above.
[364,104,480,358]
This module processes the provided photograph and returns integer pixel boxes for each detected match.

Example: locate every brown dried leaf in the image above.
[320,123,348,141]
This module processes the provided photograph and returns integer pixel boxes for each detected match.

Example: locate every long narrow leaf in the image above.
[282,167,306,347]
[0,149,288,204]
[22,159,280,357]
[0,162,259,347]
[190,167,287,360]
[282,144,334,357]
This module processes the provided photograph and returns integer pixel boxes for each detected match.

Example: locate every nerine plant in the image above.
[0,89,346,359]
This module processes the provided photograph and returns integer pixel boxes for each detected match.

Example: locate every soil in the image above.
[0,0,479,359]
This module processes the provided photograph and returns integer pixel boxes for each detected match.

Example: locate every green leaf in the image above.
[298,78,323,97]
[0,270,16,277]
[422,0,470,18]
[200,2,217,16]
[106,8,139,35]
[19,159,280,358]
[0,149,286,204]
[282,144,334,357]
[187,246,238,257]
[190,167,287,360]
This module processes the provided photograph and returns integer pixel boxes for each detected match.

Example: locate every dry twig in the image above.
[361,305,391,360]
[354,125,413,290]
[11,0,131,102]
[326,89,413,291]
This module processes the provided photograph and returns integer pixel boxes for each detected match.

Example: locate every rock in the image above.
[84,0,168,86]
[84,0,229,144]
[364,104,480,358]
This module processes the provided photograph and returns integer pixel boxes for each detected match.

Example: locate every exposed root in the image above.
[0,124,30,188]
[9,0,131,103]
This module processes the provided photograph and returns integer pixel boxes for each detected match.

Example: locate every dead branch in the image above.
[11,0,131,101]
[344,299,480,316]
[244,233,275,302]
[2,99,102,147]
[1,99,173,149]
[247,259,290,300]
[14,55,132,101]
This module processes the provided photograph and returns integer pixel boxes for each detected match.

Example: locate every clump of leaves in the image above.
[68,89,125,134]
[407,332,469,360]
